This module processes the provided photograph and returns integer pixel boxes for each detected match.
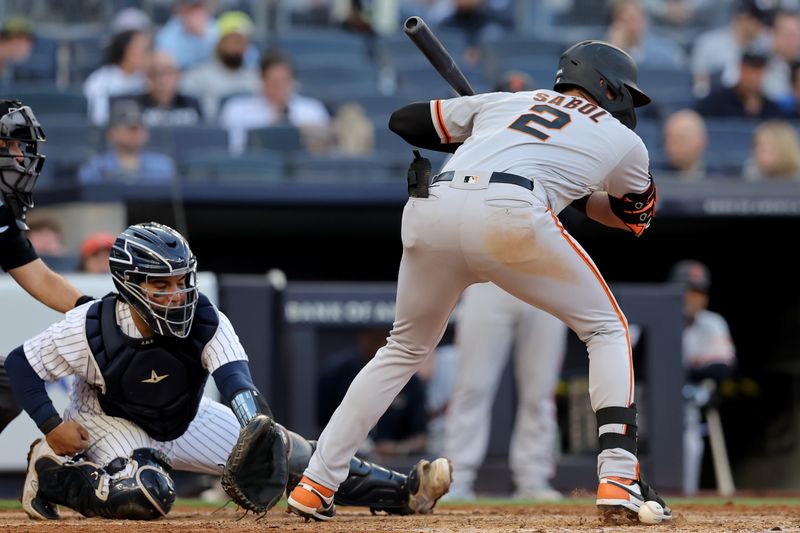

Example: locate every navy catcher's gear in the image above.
[109,222,198,338]
[284,428,433,515]
[553,40,650,130]
[0,100,46,208]
[85,293,218,441]
[35,447,176,520]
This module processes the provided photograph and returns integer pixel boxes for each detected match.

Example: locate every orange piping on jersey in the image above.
[434,100,451,144]
[548,209,634,408]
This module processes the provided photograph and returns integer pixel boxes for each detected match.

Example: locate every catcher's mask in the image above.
[0,99,46,208]
[110,222,198,338]
[553,40,651,130]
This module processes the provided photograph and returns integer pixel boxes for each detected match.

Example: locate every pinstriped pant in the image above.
[66,381,239,473]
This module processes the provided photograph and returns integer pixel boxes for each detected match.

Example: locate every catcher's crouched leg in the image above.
[282,427,452,515]
[35,447,175,520]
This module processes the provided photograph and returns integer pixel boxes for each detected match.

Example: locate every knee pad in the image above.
[38,448,175,520]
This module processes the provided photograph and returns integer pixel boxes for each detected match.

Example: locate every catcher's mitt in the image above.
[221,415,289,513]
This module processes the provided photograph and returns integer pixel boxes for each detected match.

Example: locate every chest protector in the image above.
[85,293,219,441]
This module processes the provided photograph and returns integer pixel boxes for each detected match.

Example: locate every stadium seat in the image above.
[375,31,467,68]
[271,30,369,60]
[3,88,87,115]
[295,61,378,92]
[289,154,401,182]
[67,34,105,85]
[146,126,229,161]
[181,151,286,182]
[246,125,305,154]
[703,118,758,173]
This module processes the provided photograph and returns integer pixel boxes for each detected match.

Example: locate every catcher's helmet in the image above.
[0,99,46,207]
[553,40,651,130]
[110,222,198,338]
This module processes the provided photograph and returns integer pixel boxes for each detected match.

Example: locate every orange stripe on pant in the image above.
[547,209,634,408]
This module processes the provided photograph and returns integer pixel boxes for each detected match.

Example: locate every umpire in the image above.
[0,99,90,432]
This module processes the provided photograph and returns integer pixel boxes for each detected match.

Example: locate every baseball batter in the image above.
[0,99,90,434]
[289,40,671,523]
[445,282,566,500]
[6,223,451,520]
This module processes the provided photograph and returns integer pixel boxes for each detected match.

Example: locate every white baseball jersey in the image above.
[21,298,245,470]
[307,89,652,490]
[683,310,736,369]
[432,90,651,213]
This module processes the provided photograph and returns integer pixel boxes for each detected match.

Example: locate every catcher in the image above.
[5,222,452,521]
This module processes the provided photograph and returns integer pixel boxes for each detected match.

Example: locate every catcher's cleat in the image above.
[596,476,672,523]
[21,439,60,520]
[287,476,336,521]
[407,458,453,514]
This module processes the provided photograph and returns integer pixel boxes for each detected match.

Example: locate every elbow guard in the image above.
[608,173,657,237]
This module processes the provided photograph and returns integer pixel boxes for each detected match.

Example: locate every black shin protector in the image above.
[596,404,638,457]
[282,427,414,515]
[36,448,175,520]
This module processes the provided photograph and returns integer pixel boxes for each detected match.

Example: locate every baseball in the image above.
[638,500,664,524]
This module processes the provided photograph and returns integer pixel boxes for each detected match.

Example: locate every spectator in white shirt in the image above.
[83,29,151,125]
[219,51,331,155]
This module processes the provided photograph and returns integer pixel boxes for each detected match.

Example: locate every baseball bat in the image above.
[403,16,475,97]
[705,406,736,497]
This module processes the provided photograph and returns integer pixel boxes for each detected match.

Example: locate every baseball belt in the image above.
[431,171,534,190]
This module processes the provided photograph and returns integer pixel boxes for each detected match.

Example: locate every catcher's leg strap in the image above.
[596,405,638,456]
[36,448,175,520]
[283,428,412,515]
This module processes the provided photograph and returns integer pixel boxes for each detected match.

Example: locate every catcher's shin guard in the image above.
[283,427,449,515]
[35,448,175,520]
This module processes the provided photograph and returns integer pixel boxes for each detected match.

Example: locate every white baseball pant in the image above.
[445,282,567,495]
[306,175,636,489]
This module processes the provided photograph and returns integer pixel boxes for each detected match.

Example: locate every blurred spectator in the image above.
[219,51,331,155]
[660,109,708,181]
[643,0,718,27]
[785,59,800,115]
[691,0,773,95]
[26,216,66,257]
[155,0,218,70]
[78,100,176,184]
[606,0,686,69]
[763,10,800,106]
[743,119,800,181]
[79,231,115,274]
[84,29,151,125]
[493,70,536,92]
[668,260,736,495]
[116,51,203,127]
[0,16,35,83]
[332,103,374,155]
[109,7,152,34]
[317,328,428,457]
[437,0,513,66]
[695,45,783,119]
[182,11,261,121]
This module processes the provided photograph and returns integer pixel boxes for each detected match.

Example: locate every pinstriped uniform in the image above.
[307,89,652,490]
[22,298,244,472]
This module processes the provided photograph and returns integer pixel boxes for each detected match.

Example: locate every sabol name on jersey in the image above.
[531,92,609,123]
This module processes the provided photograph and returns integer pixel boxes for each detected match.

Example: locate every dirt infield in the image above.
[1,500,799,532]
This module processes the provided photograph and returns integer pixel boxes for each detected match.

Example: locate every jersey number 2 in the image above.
[508,105,571,141]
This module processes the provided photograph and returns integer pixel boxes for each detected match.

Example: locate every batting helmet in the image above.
[669,259,711,292]
[553,40,651,130]
[110,222,198,338]
[0,99,46,208]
